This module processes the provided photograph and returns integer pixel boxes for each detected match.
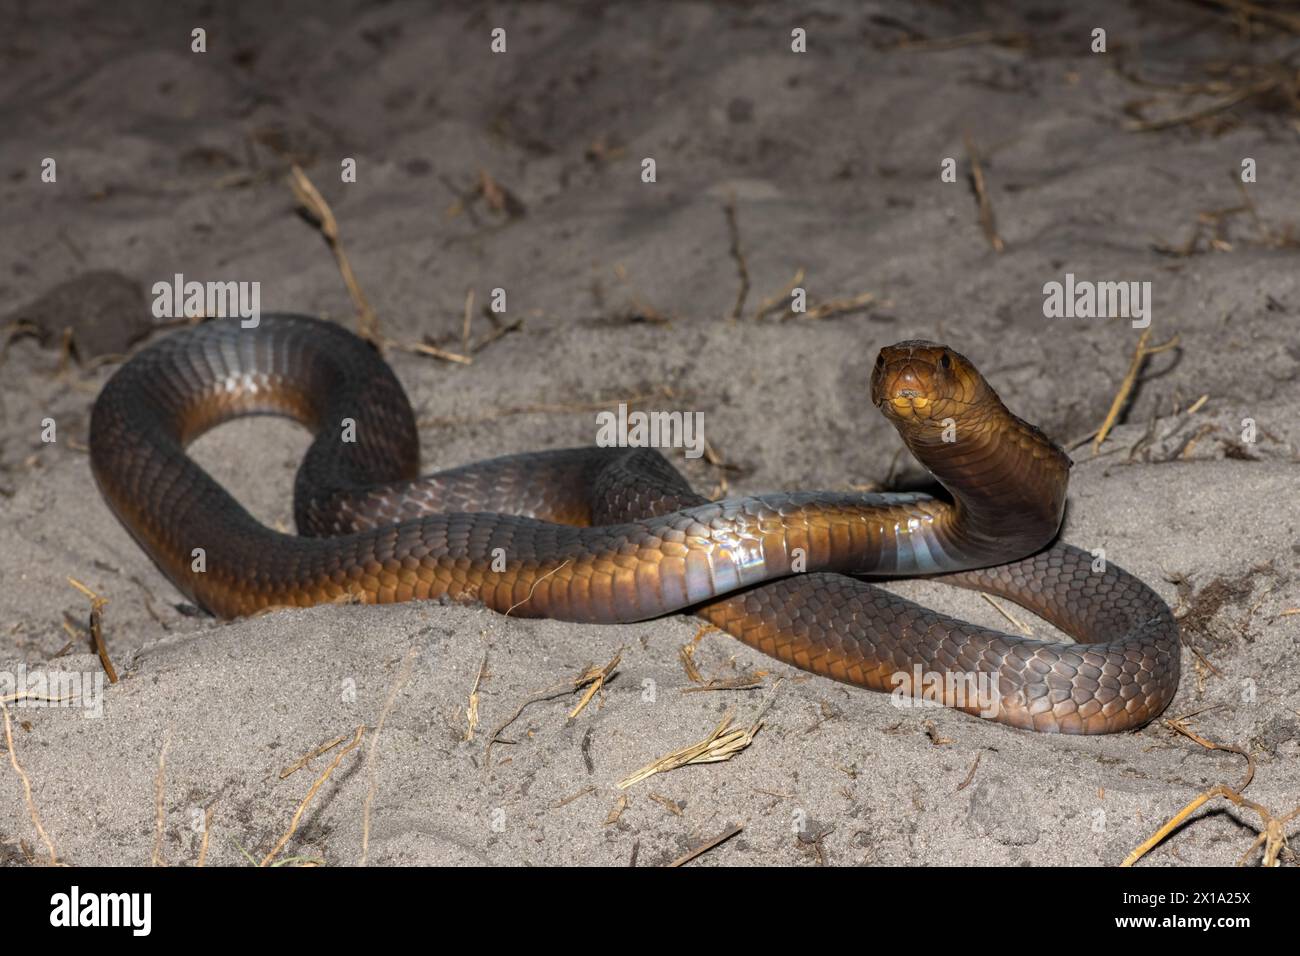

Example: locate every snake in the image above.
[89,314,1180,733]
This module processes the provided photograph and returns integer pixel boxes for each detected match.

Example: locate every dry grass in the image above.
[723,195,750,321]
[0,698,60,865]
[67,577,118,683]
[359,645,419,866]
[678,627,766,693]
[604,794,629,825]
[617,684,780,790]
[964,131,1004,253]
[387,339,473,365]
[667,823,743,866]
[955,750,984,792]
[1117,9,1300,135]
[1089,329,1181,455]
[884,29,1030,53]
[1123,720,1299,866]
[196,804,214,867]
[289,164,378,342]
[484,651,622,766]
[152,732,171,866]
[749,267,878,322]
[1126,76,1281,132]
[443,168,526,220]
[551,786,597,809]
[1152,179,1300,256]
[261,724,365,866]
[751,268,805,321]
[292,165,519,367]
[504,560,572,618]
[279,732,353,779]
[980,594,1034,636]
[648,792,684,816]
[464,644,489,742]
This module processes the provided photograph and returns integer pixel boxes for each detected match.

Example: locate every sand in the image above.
[1,0,1297,867]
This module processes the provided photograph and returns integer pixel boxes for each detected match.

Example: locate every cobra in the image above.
[89,315,1179,733]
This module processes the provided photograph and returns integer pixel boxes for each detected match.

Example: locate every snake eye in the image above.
[875,353,885,369]
[939,352,952,370]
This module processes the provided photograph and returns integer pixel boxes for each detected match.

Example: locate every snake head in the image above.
[870,340,992,432]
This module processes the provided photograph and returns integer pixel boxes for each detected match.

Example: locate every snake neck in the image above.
[903,399,1071,565]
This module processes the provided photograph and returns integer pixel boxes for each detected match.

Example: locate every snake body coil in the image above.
[90,315,1179,733]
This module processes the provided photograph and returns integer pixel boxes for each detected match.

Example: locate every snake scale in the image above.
[89,314,1180,733]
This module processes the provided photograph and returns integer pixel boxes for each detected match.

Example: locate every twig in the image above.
[67,577,117,683]
[679,642,704,684]
[678,630,764,692]
[668,824,743,866]
[289,164,379,341]
[956,750,984,792]
[890,30,1029,52]
[152,732,171,866]
[196,804,214,867]
[702,437,741,499]
[1091,330,1181,455]
[1127,77,1279,132]
[648,792,684,816]
[752,268,806,321]
[476,168,526,218]
[617,683,780,789]
[569,651,620,720]
[129,574,169,631]
[680,675,766,693]
[387,339,473,365]
[0,699,59,865]
[471,317,523,354]
[963,131,1004,253]
[1122,721,1299,867]
[795,291,877,321]
[261,725,365,866]
[360,646,419,866]
[1196,0,1300,34]
[925,720,954,746]
[981,594,1034,635]
[484,652,622,765]
[461,289,475,354]
[0,692,74,705]
[723,196,750,321]
[505,560,572,617]
[604,795,629,825]
[464,646,489,742]
[551,786,597,808]
[0,319,42,363]
[280,732,350,779]
[1167,719,1253,790]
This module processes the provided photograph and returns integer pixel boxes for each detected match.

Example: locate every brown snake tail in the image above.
[90,314,1180,733]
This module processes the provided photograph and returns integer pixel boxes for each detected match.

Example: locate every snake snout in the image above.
[872,361,938,420]
[871,340,988,426]
[891,366,925,399]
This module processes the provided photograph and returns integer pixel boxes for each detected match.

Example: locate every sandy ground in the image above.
[1,0,1297,866]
